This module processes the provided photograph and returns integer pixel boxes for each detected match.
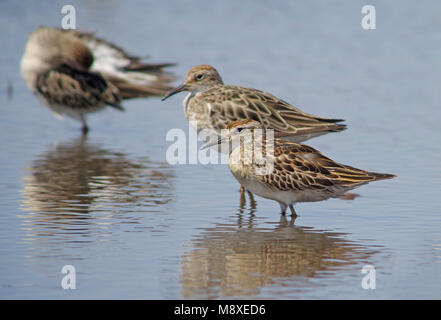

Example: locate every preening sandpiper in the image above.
[21,26,175,133]
[203,119,396,216]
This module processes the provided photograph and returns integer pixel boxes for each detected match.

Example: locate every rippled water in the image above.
[1,0,441,299]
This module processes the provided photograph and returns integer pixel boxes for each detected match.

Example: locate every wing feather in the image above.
[258,140,394,192]
[36,64,123,111]
[201,86,346,135]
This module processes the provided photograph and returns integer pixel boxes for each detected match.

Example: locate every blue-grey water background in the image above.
[0,0,440,299]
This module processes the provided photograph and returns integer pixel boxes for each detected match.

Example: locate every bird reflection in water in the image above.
[238,189,257,216]
[20,135,175,240]
[180,214,380,299]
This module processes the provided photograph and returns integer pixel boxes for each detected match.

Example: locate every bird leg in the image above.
[239,186,246,210]
[289,204,298,217]
[279,203,287,216]
[240,185,255,204]
[240,184,245,197]
[247,190,256,208]
[80,114,89,135]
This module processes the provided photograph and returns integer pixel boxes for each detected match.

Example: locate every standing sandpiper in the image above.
[21,26,175,133]
[162,65,346,144]
[203,119,396,216]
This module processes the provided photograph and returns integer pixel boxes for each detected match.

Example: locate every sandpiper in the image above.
[21,26,175,133]
[162,65,346,144]
[203,119,396,216]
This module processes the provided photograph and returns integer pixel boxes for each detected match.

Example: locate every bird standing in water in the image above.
[21,26,175,133]
[203,119,396,216]
[163,65,347,198]
[162,64,346,144]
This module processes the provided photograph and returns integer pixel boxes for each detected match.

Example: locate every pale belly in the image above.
[229,152,348,205]
[233,172,347,204]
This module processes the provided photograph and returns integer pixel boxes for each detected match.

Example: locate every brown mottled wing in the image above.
[203,86,346,134]
[36,64,123,110]
[259,140,394,192]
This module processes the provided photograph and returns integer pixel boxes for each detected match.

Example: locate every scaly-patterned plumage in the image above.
[205,119,396,216]
[21,26,175,133]
[162,65,346,144]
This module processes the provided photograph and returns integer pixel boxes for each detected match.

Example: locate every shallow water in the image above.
[1,0,440,299]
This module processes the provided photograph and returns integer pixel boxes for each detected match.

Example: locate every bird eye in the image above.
[196,73,204,80]
[237,127,243,133]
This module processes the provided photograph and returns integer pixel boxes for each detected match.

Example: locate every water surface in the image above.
[0,0,440,299]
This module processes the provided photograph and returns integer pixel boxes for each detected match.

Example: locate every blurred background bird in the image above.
[20,26,175,133]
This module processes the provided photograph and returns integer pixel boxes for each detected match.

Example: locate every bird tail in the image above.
[328,123,346,132]
[112,80,174,99]
[370,172,397,181]
[122,62,177,73]
[104,74,175,99]
[313,118,347,132]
